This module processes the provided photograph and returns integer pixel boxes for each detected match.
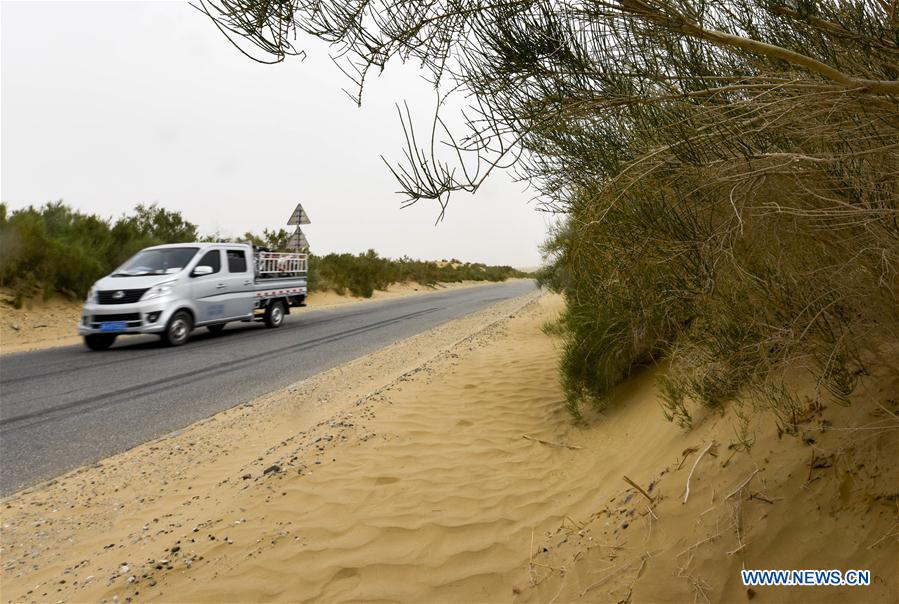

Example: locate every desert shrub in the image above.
[0,202,198,298]
[0,202,524,301]
[544,146,897,417]
[308,250,523,297]
[235,228,293,251]
[209,226,523,295]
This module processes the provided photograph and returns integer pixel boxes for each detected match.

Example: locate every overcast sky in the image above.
[1,1,549,267]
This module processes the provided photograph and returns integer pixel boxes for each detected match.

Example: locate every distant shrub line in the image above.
[0,202,525,306]
[308,250,522,298]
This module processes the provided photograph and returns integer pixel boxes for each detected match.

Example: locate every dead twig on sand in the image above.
[675,553,713,604]
[642,507,655,543]
[560,515,585,531]
[578,563,622,597]
[677,521,736,558]
[725,469,760,500]
[683,442,715,504]
[531,561,566,572]
[623,475,655,504]
[875,402,899,422]
[867,524,899,550]
[618,554,650,604]
[547,577,567,604]
[676,446,699,470]
[528,527,536,585]
[720,449,737,468]
[526,528,566,589]
[584,542,628,554]
[729,494,747,556]
[748,492,774,504]
[522,434,583,450]
[581,552,659,599]
[685,574,713,604]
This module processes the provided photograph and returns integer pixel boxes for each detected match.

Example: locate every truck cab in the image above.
[78,242,307,350]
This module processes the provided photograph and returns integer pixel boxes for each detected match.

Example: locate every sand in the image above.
[0,292,83,355]
[1,293,896,603]
[0,281,499,355]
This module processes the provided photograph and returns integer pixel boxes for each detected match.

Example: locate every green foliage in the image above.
[0,202,198,298]
[540,185,713,414]
[308,250,522,298]
[542,163,897,420]
[0,201,524,301]
[238,228,292,251]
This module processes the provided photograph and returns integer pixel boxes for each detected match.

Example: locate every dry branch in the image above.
[683,442,715,504]
[522,434,583,450]
[725,469,760,501]
[623,475,655,504]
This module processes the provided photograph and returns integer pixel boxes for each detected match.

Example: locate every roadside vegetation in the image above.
[0,202,198,305]
[0,201,524,306]
[241,229,524,297]
[309,252,521,298]
[201,1,899,424]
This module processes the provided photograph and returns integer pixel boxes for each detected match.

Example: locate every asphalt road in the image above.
[0,280,536,496]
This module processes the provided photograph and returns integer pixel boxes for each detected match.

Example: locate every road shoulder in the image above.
[0,288,542,601]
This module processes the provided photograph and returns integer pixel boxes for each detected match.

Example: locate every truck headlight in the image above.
[86,288,98,304]
[142,280,177,301]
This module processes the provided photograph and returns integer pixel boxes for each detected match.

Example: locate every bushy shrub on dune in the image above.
[306,251,523,298]
[543,162,898,422]
[0,202,198,304]
[0,202,526,304]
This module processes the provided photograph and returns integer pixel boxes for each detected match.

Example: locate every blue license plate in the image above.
[100,321,127,332]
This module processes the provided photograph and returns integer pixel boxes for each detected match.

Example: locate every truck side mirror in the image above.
[192,265,214,277]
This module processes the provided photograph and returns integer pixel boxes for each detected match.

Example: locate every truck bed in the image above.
[253,277,306,292]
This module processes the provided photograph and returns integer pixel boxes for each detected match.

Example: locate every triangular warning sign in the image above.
[287,227,309,251]
[287,203,311,225]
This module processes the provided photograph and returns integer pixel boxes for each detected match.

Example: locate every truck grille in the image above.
[90,313,142,329]
[98,288,149,304]
[92,313,141,322]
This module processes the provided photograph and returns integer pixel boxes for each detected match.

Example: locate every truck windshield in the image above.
[112,247,199,277]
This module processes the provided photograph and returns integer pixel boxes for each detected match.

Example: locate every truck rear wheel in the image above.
[162,310,193,346]
[264,300,286,328]
[84,334,117,351]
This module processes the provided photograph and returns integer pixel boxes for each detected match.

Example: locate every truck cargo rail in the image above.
[256,252,308,277]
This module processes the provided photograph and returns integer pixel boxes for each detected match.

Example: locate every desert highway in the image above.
[0,280,536,495]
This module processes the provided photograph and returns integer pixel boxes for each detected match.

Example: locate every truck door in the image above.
[191,249,228,323]
[224,248,255,318]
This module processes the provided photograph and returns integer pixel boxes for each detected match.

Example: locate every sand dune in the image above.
[1,293,896,603]
[146,306,576,602]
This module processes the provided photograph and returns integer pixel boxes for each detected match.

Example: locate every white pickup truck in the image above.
[78,242,307,350]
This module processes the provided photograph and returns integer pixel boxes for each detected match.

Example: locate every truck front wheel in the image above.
[264,300,286,328]
[162,310,193,346]
[84,334,117,351]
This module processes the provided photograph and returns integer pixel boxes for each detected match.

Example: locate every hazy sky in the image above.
[1,1,550,267]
